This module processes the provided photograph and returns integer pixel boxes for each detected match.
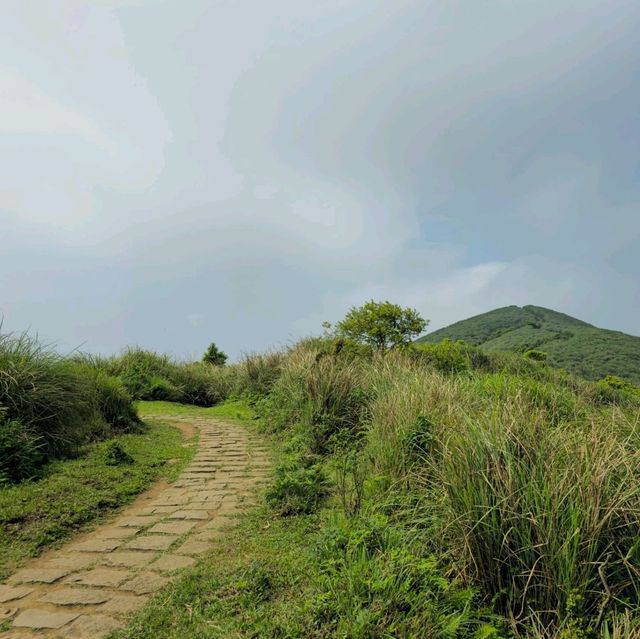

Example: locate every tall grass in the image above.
[260,340,640,635]
[0,333,140,483]
[102,347,236,406]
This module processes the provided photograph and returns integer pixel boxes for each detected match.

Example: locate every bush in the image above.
[0,333,99,461]
[146,376,183,402]
[102,441,134,466]
[0,416,44,484]
[413,339,470,373]
[71,362,140,432]
[428,405,640,632]
[524,349,548,362]
[93,372,140,432]
[105,348,234,407]
[307,512,499,638]
[171,363,233,407]
[0,333,140,483]
[236,352,284,399]
[266,459,329,516]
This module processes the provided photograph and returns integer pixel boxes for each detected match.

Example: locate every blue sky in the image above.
[1,0,639,359]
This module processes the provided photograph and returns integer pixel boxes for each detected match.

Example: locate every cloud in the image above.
[1,0,639,358]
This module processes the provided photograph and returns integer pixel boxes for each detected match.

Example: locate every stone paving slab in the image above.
[39,588,112,606]
[0,586,34,603]
[148,521,197,535]
[100,551,156,569]
[124,535,177,551]
[69,539,122,553]
[9,569,70,585]
[0,414,270,638]
[119,572,169,595]
[149,554,195,572]
[12,609,80,629]
[66,568,132,588]
[64,613,123,637]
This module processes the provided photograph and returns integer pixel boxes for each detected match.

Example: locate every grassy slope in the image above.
[417,305,640,384]
[0,417,197,580]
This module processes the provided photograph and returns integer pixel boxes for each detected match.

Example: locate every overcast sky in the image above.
[1,0,639,359]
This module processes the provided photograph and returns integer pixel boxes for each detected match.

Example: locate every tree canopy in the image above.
[334,300,428,352]
[202,342,228,366]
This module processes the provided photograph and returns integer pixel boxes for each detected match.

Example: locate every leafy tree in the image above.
[334,300,428,353]
[202,342,228,366]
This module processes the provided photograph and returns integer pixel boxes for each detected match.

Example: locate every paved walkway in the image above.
[0,415,270,638]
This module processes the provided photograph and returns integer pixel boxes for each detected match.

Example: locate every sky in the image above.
[1,0,639,360]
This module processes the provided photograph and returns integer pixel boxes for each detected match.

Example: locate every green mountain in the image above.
[416,305,640,384]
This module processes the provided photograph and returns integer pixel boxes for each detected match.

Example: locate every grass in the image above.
[137,399,256,423]
[0,332,140,482]
[4,328,639,638]
[111,507,320,639]
[0,419,197,580]
[109,342,640,638]
[111,504,498,639]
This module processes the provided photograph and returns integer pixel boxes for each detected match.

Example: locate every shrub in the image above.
[146,376,183,402]
[0,333,140,482]
[171,363,233,407]
[266,459,329,516]
[202,342,228,366]
[236,352,284,399]
[427,407,640,632]
[524,349,548,362]
[92,372,140,432]
[307,512,499,638]
[102,441,134,466]
[0,333,99,461]
[412,339,471,373]
[71,362,140,432]
[0,416,44,484]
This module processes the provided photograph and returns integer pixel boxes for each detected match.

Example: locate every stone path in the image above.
[0,415,270,638]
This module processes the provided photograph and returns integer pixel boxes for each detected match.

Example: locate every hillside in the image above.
[417,305,640,384]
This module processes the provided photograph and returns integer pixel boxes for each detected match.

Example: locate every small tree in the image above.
[202,342,228,366]
[334,300,428,353]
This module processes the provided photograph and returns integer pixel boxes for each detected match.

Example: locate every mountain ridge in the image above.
[417,305,640,384]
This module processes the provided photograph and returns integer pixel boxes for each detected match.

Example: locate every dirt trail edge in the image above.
[0,415,270,639]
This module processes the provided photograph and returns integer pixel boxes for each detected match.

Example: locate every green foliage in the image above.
[524,348,548,362]
[417,305,640,385]
[308,512,498,638]
[266,459,329,516]
[202,342,228,366]
[73,362,140,432]
[0,421,195,579]
[412,339,478,373]
[334,299,428,352]
[102,441,134,466]
[261,347,370,454]
[254,340,640,635]
[104,347,235,407]
[0,417,44,484]
[235,352,283,399]
[0,332,139,481]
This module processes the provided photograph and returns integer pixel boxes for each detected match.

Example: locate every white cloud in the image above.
[1,0,638,357]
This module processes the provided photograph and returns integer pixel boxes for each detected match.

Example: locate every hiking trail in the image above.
[0,415,270,638]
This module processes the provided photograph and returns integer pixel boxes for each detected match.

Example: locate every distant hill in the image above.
[416,305,640,384]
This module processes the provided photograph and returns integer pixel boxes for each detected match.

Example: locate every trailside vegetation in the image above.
[115,326,640,638]
[330,299,428,352]
[0,332,140,484]
[202,342,228,366]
